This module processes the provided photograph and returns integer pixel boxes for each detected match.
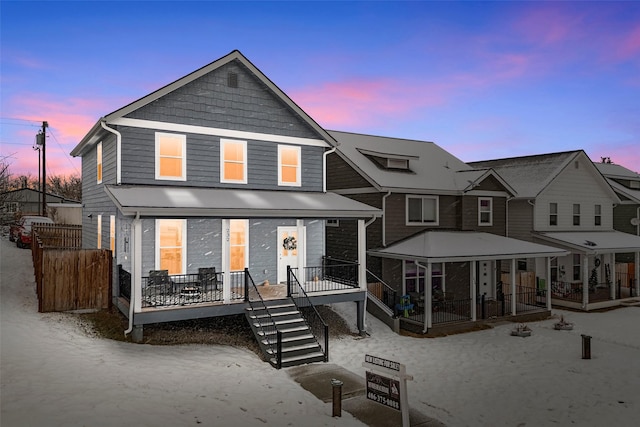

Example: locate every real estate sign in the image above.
[363,354,413,427]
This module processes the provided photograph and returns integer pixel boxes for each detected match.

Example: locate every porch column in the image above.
[546,257,552,310]
[471,261,477,321]
[582,254,589,308]
[511,259,517,316]
[635,251,640,298]
[221,219,231,303]
[609,252,616,300]
[357,219,366,290]
[133,216,142,312]
[426,262,433,330]
[296,220,306,277]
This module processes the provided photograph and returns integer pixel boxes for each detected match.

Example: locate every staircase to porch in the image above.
[245,299,326,368]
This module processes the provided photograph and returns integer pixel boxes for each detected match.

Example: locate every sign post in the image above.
[363,354,413,427]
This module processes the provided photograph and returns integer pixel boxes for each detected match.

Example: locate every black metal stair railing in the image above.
[243,268,281,367]
[366,269,397,314]
[287,266,329,362]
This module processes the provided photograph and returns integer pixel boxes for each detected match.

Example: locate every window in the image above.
[156,219,186,275]
[573,253,581,281]
[594,204,601,226]
[549,203,558,226]
[109,215,115,255]
[7,202,18,213]
[97,141,103,183]
[278,145,301,186]
[221,139,247,183]
[326,219,339,227]
[403,261,444,294]
[155,133,186,181]
[406,196,438,225]
[573,204,580,226]
[97,214,102,249]
[230,219,248,271]
[478,197,492,226]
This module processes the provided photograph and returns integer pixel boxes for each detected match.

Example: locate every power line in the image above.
[48,128,80,176]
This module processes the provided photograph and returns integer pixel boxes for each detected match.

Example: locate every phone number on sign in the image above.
[367,392,400,410]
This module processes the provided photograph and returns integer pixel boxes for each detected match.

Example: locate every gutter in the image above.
[124,211,140,337]
[100,121,122,184]
[322,146,337,193]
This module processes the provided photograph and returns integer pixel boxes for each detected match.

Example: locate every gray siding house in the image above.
[71,51,380,359]
[325,131,566,333]
[471,151,640,310]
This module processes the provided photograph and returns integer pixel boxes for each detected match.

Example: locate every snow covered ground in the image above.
[2,235,639,426]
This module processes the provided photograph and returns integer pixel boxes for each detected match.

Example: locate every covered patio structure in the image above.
[368,231,568,333]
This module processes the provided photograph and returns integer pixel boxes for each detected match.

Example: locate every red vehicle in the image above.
[10,216,54,248]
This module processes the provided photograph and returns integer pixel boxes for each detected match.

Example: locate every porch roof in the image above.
[533,231,640,254]
[368,231,568,263]
[104,185,381,219]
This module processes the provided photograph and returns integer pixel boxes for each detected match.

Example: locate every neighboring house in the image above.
[0,188,79,224]
[47,203,83,225]
[325,131,567,333]
[470,151,640,310]
[594,159,640,292]
[70,50,380,362]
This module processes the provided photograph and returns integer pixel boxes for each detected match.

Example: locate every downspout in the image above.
[636,206,640,236]
[382,191,392,246]
[415,261,430,333]
[124,211,140,336]
[322,146,337,193]
[362,215,378,330]
[100,121,122,184]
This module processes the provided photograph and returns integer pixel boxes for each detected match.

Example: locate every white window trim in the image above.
[97,214,102,249]
[406,195,439,226]
[220,139,248,184]
[155,132,187,181]
[278,144,301,187]
[594,204,602,226]
[478,197,493,226]
[97,141,103,184]
[155,219,187,274]
[109,215,116,256]
[230,219,249,271]
[549,202,558,226]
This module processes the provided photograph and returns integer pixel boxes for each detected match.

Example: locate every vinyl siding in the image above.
[460,195,507,235]
[506,199,534,241]
[326,153,374,190]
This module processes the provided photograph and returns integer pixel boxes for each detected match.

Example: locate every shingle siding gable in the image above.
[124,60,319,140]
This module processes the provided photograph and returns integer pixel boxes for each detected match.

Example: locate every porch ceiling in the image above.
[368,231,568,263]
[534,230,640,254]
[104,185,381,219]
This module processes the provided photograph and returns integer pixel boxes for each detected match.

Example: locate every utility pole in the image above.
[41,121,48,216]
[33,142,41,215]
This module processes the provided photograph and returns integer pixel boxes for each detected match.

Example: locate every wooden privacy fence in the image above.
[31,226,112,313]
[32,223,82,248]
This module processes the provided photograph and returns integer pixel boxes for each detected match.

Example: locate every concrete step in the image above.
[270,351,326,368]
[266,342,320,356]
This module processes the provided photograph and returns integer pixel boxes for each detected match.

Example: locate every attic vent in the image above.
[630,181,640,189]
[227,72,238,88]
[574,161,579,169]
[387,158,409,170]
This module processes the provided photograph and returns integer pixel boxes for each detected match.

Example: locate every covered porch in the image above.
[367,231,568,333]
[534,231,640,311]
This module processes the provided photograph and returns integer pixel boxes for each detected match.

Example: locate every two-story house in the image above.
[70,51,380,365]
[471,151,640,310]
[594,159,640,297]
[326,131,567,333]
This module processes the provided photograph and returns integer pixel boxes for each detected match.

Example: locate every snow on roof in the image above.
[469,151,579,198]
[104,185,381,218]
[594,162,640,179]
[368,231,567,262]
[535,231,640,254]
[328,130,478,193]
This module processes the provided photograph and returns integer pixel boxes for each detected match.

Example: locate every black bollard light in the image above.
[581,334,592,359]
[331,378,344,417]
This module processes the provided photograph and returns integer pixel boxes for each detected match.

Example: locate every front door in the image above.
[277,226,299,284]
[477,260,495,299]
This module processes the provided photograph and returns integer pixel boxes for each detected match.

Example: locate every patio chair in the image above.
[146,270,174,296]
[395,294,414,318]
[197,267,218,292]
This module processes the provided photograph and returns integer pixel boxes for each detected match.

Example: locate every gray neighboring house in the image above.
[325,131,567,334]
[0,188,78,224]
[70,50,380,352]
[471,151,640,310]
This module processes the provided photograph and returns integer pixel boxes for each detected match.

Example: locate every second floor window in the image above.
[221,139,247,184]
[407,195,438,225]
[278,145,301,186]
[97,141,103,184]
[478,197,492,226]
[573,204,580,226]
[594,204,602,226]
[549,203,558,226]
[155,133,186,181]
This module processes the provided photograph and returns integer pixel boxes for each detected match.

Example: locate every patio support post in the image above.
[357,219,366,290]
[133,216,142,313]
[582,254,589,309]
[471,261,477,321]
[297,220,305,275]
[511,259,517,316]
[609,253,616,300]
[426,262,432,330]
[546,257,552,310]
[221,220,231,303]
[635,251,640,297]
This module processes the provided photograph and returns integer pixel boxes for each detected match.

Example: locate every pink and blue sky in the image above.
[1,1,639,178]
